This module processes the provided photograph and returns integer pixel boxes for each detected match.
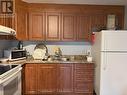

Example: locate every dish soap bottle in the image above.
[17,41,23,50]
[86,50,92,62]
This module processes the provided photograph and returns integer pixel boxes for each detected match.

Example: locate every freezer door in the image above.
[101,30,127,51]
[100,52,127,95]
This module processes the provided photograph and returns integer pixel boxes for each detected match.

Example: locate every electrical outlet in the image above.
[86,50,91,56]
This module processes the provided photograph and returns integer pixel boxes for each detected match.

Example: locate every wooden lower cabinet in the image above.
[38,64,57,94]
[24,64,37,95]
[74,64,94,95]
[57,64,73,94]
[23,63,94,95]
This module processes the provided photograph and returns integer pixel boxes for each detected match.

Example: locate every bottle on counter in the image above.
[17,41,23,50]
[86,50,93,62]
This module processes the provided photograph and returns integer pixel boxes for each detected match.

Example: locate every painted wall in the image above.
[0,40,13,57]
[12,41,91,55]
[125,6,127,29]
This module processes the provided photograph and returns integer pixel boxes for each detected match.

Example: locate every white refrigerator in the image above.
[92,30,127,95]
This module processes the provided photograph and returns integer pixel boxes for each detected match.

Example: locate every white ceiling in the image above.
[23,0,127,5]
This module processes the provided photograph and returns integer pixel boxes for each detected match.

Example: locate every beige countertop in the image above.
[26,59,94,64]
[25,55,94,64]
[0,59,94,65]
[0,60,26,65]
[0,55,94,65]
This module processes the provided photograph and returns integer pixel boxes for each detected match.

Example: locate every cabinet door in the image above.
[57,64,73,93]
[62,13,76,41]
[74,64,94,94]
[46,12,61,41]
[115,13,124,29]
[37,64,57,94]
[77,15,91,41]
[0,15,14,29]
[16,8,28,40]
[91,14,107,30]
[24,64,38,94]
[0,17,5,26]
[29,12,45,40]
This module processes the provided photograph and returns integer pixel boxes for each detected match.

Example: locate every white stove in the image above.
[0,64,22,95]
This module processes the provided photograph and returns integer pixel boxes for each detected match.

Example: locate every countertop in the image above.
[0,60,26,65]
[0,59,94,65]
[25,55,94,64]
[26,59,94,64]
[0,55,94,65]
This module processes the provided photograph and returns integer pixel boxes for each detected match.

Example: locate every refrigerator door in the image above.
[100,52,127,95]
[100,30,127,51]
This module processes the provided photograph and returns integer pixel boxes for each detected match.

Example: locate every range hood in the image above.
[0,25,16,36]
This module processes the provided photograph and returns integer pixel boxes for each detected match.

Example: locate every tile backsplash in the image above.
[12,41,92,55]
[0,40,13,57]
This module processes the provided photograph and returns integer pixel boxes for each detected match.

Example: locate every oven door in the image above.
[0,68,22,95]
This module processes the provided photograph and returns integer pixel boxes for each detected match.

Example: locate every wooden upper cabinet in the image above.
[0,18,5,26]
[46,12,61,41]
[115,14,124,29]
[91,14,107,30]
[0,17,13,28]
[24,64,37,94]
[13,0,28,40]
[62,13,77,41]
[29,12,45,40]
[0,3,125,41]
[38,64,57,94]
[77,14,91,41]
[16,8,28,40]
[57,64,73,93]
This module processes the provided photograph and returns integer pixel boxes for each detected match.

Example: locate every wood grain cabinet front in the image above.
[61,13,77,41]
[15,7,28,40]
[24,64,38,95]
[23,63,94,95]
[57,64,73,94]
[91,13,107,30]
[29,12,61,41]
[0,17,13,28]
[0,0,28,40]
[29,12,45,40]
[0,2,124,41]
[74,64,94,95]
[37,64,57,94]
[27,5,124,41]
[46,12,61,41]
[76,14,92,41]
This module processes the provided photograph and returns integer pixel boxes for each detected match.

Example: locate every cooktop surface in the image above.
[0,65,18,75]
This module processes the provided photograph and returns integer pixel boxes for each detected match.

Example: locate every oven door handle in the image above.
[0,67,22,84]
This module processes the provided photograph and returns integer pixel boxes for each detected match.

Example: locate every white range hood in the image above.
[0,25,16,36]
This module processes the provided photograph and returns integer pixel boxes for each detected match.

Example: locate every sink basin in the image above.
[47,57,70,62]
